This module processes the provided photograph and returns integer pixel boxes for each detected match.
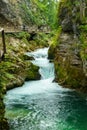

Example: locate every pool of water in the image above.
[4,48,87,130]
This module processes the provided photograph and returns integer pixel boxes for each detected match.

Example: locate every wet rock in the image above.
[25,63,41,81]
[0,95,9,130]
[0,118,9,130]
[0,33,47,129]
[23,54,35,60]
[48,0,87,92]
[48,45,56,59]
[61,18,73,32]
[49,32,87,92]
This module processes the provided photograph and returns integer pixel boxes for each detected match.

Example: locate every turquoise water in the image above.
[4,48,87,130]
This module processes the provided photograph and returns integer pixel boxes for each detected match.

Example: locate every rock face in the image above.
[0,0,22,26]
[0,0,32,27]
[0,0,50,31]
[0,98,9,130]
[54,33,87,90]
[49,0,87,92]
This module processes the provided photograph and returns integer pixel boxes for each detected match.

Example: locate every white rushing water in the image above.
[4,48,87,130]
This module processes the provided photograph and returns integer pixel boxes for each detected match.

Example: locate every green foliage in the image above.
[20,2,42,25]
[13,32,30,39]
[48,26,62,59]
[79,25,87,32]
[80,32,87,60]
[0,61,14,89]
[35,0,58,29]
[33,32,49,47]
[20,0,58,29]
[51,26,62,46]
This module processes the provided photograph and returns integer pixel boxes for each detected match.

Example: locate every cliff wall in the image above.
[49,0,87,92]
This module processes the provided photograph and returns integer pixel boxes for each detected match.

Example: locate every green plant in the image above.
[20,0,58,29]
[79,25,87,32]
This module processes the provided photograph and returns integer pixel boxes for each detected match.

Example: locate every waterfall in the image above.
[4,48,87,130]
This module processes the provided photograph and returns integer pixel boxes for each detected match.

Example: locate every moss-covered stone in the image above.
[0,93,9,130]
[48,0,87,92]
[48,27,62,59]
[25,62,41,81]
[0,31,49,129]
[0,118,9,130]
[48,0,87,93]
[48,45,56,59]
[23,54,35,60]
[58,0,87,32]
[53,31,87,92]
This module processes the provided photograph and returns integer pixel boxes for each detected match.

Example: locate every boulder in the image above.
[25,63,41,80]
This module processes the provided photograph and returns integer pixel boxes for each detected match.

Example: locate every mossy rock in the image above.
[48,45,56,59]
[6,77,25,90]
[0,118,9,130]
[0,29,50,129]
[54,55,87,90]
[23,54,35,60]
[26,63,41,80]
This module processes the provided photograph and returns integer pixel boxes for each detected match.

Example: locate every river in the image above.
[4,48,87,130]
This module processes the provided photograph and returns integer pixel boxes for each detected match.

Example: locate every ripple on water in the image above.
[4,48,87,130]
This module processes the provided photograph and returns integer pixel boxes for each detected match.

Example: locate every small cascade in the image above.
[4,48,87,130]
[27,47,55,80]
[39,64,54,79]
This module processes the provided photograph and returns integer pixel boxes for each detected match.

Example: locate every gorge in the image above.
[4,48,87,130]
[0,0,87,129]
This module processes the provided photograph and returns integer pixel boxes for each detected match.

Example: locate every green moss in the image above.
[9,32,30,40]
[55,60,84,88]
[0,19,50,129]
[0,118,9,130]
[58,0,72,23]
[48,27,62,59]
[52,27,62,46]
[55,62,68,83]
[80,32,87,60]
[79,25,87,32]
[25,63,41,80]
